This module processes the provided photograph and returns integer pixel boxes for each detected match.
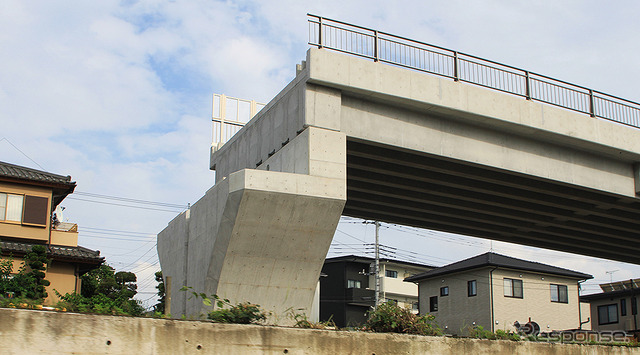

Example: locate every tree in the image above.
[0,245,50,301]
[115,271,137,299]
[23,245,50,299]
[0,252,15,296]
[60,264,145,316]
[153,271,165,314]
[81,264,117,298]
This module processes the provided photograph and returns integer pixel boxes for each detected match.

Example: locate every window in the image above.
[440,286,449,296]
[385,270,398,278]
[0,193,23,222]
[385,298,397,305]
[347,279,361,289]
[22,195,48,226]
[550,284,568,303]
[621,299,627,316]
[598,304,618,325]
[504,278,523,298]
[468,280,477,297]
[412,302,419,311]
[632,297,638,316]
[0,193,5,220]
[0,193,48,227]
[429,296,438,312]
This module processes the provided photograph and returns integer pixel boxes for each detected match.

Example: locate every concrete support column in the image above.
[159,126,346,321]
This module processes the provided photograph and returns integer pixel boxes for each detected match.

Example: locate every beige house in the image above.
[405,252,592,335]
[0,161,103,304]
[580,279,639,332]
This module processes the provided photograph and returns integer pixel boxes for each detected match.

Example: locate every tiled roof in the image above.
[0,161,75,187]
[0,239,104,264]
[405,252,592,282]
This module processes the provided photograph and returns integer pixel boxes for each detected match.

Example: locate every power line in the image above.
[78,233,154,242]
[74,191,188,209]
[67,197,184,213]
[1,137,47,171]
[81,226,156,236]
[119,244,157,270]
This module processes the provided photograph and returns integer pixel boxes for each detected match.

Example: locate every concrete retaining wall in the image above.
[1,308,637,355]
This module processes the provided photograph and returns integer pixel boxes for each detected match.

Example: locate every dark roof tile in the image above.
[324,254,436,269]
[0,161,77,207]
[405,252,592,282]
[0,239,104,264]
[0,161,75,186]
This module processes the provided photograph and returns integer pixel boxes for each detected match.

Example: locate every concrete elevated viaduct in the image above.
[158,48,640,319]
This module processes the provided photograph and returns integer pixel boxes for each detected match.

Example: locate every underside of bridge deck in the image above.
[344,138,640,264]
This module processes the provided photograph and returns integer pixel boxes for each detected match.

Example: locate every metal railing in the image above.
[308,14,640,129]
[212,94,266,145]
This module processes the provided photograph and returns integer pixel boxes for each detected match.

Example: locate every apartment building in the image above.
[320,255,433,327]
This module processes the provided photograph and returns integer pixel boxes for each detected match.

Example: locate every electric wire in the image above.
[67,197,184,213]
[74,191,188,209]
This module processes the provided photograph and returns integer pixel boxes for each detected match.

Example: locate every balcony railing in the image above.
[345,287,375,306]
[308,14,640,129]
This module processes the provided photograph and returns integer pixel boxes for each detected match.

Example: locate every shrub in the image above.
[288,309,336,329]
[467,325,496,339]
[55,265,145,316]
[495,329,521,341]
[56,291,145,316]
[363,301,442,336]
[208,300,267,324]
[180,287,268,324]
[465,326,521,341]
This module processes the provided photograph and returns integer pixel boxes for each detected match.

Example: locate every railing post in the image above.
[318,17,323,48]
[374,30,379,62]
[220,94,226,143]
[525,71,531,100]
[453,51,459,81]
[588,89,596,117]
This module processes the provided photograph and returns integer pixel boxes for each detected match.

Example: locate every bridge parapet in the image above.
[308,14,640,130]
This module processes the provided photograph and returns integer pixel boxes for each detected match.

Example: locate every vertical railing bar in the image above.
[318,17,323,48]
[374,30,379,62]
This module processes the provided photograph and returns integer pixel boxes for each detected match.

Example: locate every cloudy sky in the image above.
[2,1,640,308]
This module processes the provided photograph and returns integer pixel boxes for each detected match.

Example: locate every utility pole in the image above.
[374,220,380,307]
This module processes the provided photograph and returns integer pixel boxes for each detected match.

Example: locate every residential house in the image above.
[405,252,592,335]
[320,255,433,327]
[580,278,639,332]
[0,161,104,304]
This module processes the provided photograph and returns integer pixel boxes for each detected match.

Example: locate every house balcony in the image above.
[345,288,375,307]
[50,222,78,247]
